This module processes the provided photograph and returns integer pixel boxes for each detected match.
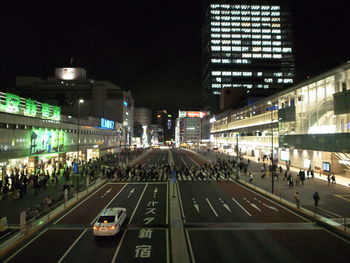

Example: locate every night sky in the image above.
[0,0,349,114]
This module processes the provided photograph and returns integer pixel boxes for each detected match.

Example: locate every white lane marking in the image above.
[101,188,112,198]
[263,203,279,212]
[185,229,196,263]
[3,229,48,263]
[57,229,87,263]
[129,184,149,224]
[193,198,200,213]
[219,198,232,213]
[54,184,107,224]
[111,184,148,262]
[177,182,187,224]
[231,197,252,216]
[111,229,128,263]
[180,156,186,166]
[206,198,219,217]
[90,184,128,225]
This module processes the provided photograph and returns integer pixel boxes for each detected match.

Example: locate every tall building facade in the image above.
[202,0,295,110]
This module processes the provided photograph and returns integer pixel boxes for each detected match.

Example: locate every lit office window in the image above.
[262,17,271,22]
[221,4,230,9]
[252,23,261,27]
[242,28,251,33]
[272,29,281,34]
[262,29,271,33]
[232,22,241,26]
[232,72,242,76]
[221,22,230,26]
[272,17,280,22]
[211,40,220,44]
[242,47,249,51]
[253,54,262,58]
[283,47,292,53]
[242,17,251,21]
[222,34,231,38]
[211,22,220,26]
[253,47,262,52]
[242,11,250,15]
[211,10,220,14]
[211,4,219,8]
[242,53,252,58]
[212,71,221,76]
[264,78,273,83]
[231,11,240,15]
[271,12,280,16]
[211,28,220,32]
[222,11,230,15]
[261,11,270,16]
[243,72,252,76]
[242,34,251,38]
[222,40,231,44]
[261,6,270,10]
[262,35,271,39]
[252,28,261,33]
[283,79,293,83]
[222,46,231,51]
[222,59,231,63]
[252,17,261,21]
[211,59,221,63]
[272,41,282,46]
[271,6,280,10]
[252,35,261,39]
[213,91,221,95]
[252,11,260,15]
[211,46,221,51]
[273,54,282,58]
[274,72,283,77]
[262,41,272,45]
[278,78,283,83]
[211,34,220,38]
[252,40,261,45]
[232,40,241,45]
[232,46,242,51]
[232,34,241,38]
[221,16,231,21]
[263,54,272,58]
[257,72,263,76]
[272,23,281,28]
[222,71,232,76]
[221,28,230,32]
[263,47,271,52]
[251,5,260,10]
[231,16,240,21]
[216,77,222,82]
[273,47,281,52]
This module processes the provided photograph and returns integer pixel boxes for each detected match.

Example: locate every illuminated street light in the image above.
[76,99,84,193]
[267,101,274,194]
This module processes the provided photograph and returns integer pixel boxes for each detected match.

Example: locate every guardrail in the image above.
[0,177,107,258]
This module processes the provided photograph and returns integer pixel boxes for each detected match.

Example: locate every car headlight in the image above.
[93,226,99,230]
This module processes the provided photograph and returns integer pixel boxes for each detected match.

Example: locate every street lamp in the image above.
[77,99,84,193]
[267,101,274,194]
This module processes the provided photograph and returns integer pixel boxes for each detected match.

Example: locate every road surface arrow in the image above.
[250,203,262,212]
[263,203,279,212]
[101,188,112,198]
[192,198,200,213]
[127,188,135,198]
[219,198,232,213]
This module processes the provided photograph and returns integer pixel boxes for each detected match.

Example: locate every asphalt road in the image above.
[2,149,350,263]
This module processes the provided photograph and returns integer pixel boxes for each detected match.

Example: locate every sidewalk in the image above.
[196,149,350,188]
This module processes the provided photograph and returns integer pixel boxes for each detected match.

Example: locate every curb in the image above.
[234,177,350,240]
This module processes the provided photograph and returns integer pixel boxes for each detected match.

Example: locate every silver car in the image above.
[93,207,127,236]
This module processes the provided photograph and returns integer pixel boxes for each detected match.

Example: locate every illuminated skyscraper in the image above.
[202,0,295,109]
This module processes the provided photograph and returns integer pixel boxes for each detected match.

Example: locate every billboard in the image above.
[30,129,65,155]
[55,68,86,80]
[179,111,209,118]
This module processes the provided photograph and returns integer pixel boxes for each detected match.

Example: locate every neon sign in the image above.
[0,92,61,121]
[100,118,115,130]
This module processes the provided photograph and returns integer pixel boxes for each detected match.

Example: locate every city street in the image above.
[1,149,350,263]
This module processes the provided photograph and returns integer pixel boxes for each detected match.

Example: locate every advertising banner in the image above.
[30,129,65,155]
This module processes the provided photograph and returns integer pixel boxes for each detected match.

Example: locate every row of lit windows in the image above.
[211,46,291,52]
[212,71,291,77]
[212,13,280,21]
[210,5,280,11]
[211,28,281,34]
[211,41,282,47]
[211,22,281,28]
[211,10,281,16]
[210,39,291,45]
[211,33,282,39]
[211,17,280,24]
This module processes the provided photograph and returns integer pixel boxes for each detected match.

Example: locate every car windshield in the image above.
[97,216,115,223]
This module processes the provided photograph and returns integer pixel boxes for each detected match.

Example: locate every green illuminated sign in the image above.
[30,129,65,155]
[0,92,61,120]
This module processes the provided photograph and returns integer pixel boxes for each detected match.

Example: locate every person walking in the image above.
[327,174,331,185]
[313,191,320,207]
[249,173,253,184]
[294,192,300,209]
[331,174,336,186]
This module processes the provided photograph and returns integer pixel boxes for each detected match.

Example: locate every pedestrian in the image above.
[327,174,331,185]
[331,174,336,186]
[313,191,320,207]
[249,173,253,184]
[294,192,300,209]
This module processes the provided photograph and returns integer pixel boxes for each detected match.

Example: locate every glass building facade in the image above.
[202,0,295,100]
[210,62,350,177]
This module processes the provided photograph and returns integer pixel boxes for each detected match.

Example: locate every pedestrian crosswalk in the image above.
[113,173,230,182]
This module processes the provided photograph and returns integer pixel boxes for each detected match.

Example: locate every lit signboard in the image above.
[179,111,209,118]
[280,150,290,161]
[100,118,115,130]
[30,129,65,155]
[123,101,128,106]
[0,92,61,121]
[55,67,86,80]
